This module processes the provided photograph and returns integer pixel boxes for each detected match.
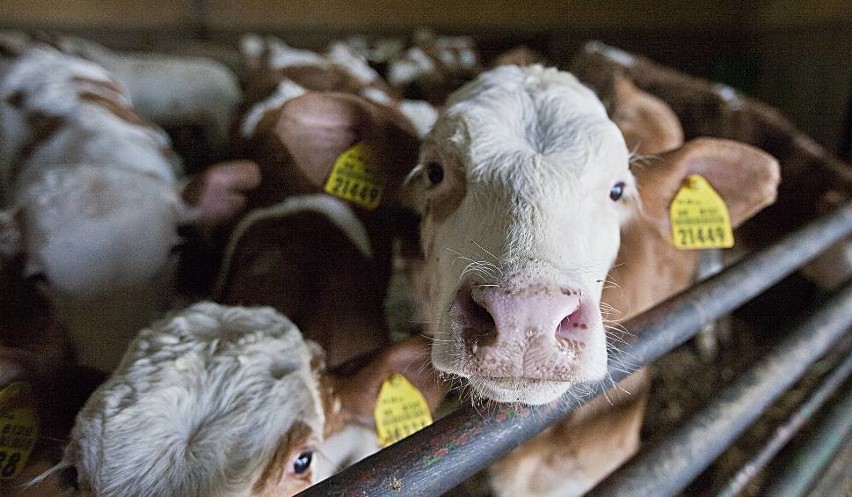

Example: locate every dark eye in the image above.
[610,181,625,201]
[293,451,313,474]
[426,162,444,185]
[60,465,79,490]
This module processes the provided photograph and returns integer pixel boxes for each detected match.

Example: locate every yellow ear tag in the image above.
[0,382,40,480]
[324,141,385,210]
[374,373,433,448]
[670,174,735,250]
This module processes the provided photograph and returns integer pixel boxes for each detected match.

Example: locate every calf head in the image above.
[405,65,635,405]
[63,303,324,497]
[59,304,444,496]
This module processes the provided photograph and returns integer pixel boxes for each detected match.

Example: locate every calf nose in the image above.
[452,284,592,356]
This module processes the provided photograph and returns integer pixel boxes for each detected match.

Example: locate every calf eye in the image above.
[610,181,625,201]
[426,162,444,185]
[293,451,313,474]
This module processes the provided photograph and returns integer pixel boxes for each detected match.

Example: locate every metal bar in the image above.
[716,350,852,497]
[588,284,852,497]
[302,202,852,497]
[763,387,852,497]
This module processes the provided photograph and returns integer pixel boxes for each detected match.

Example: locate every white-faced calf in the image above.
[0,46,259,371]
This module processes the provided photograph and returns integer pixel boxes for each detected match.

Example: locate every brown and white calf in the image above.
[0,46,259,371]
[404,64,779,495]
[229,39,436,363]
[386,32,481,104]
[29,33,243,154]
[54,303,443,496]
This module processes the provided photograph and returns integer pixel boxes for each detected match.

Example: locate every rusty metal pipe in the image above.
[302,202,852,497]
[716,349,852,497]
[589,282,852,496]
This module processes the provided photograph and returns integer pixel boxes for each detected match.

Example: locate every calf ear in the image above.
[0,210,23,257]
[180,160,261,227]
[610,73,684,155]
[277,92,420,209]
[633,137,780,238]
[329,336,448,425]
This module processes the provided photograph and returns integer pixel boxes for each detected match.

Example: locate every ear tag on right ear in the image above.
[670,174,734,250]
[0,382,40,480]
[324,141,385,210]
[374,373,433,448]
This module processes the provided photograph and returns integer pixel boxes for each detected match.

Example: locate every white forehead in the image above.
[432,65,628,187]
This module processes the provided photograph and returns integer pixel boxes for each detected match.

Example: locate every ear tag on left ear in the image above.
[670,174,734,250]
[0,381,40,480]
[374,373,433,448]
[324,141,385,210]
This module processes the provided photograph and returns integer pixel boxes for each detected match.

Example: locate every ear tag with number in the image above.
[374,373,432,447]
[324,141,385,210]
[670,174,734,250]
[0,381,40,480]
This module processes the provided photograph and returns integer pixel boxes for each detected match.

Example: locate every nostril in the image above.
[453,285,498,350]
[556,303,588,340]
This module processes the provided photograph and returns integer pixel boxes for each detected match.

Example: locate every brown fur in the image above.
[251,422,315,497]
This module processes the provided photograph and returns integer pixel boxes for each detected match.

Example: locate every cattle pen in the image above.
[303,201,852,496]
[2,2,852,496]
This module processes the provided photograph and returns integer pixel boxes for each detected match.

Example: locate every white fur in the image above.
[585,40,636,68]
[64,302,324,497]
[262,36,327,70]
[412,65,634,404]
[313,424,379,483]
[0,46,191,370]
[325,42,381,85]
[240,79,307,137]
[388,48,435,87]
[55,35,242,148]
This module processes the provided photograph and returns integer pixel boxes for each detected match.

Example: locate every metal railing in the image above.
[301,201,852,496]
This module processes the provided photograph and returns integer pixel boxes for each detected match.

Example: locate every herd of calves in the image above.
[0,29,848,497]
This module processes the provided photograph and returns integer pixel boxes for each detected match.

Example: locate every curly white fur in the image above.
[64,302,323,497]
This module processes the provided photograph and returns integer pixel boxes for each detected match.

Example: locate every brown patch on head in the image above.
[251,421,317,497]
[328,336,447,423]
[270,92,420,210]
[5,90,25,108]
[78,91,147,127]
[71,75,124,96]
[611,74,684,155]
[491,46,547,67]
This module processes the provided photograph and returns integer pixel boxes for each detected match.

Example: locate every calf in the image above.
[387,32,481,104]
[40,33,242,155]
[57,303,444,496]
[232,39,434,362]
[0,46,258,371]
[404,64,779,496]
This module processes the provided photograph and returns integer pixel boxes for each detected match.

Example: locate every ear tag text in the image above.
[0,381,40,480]
[375,373,432,447]
[670,174,734,250]
[324,141,384,210]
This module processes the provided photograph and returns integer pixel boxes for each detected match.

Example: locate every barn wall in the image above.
[1,0,850,152]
